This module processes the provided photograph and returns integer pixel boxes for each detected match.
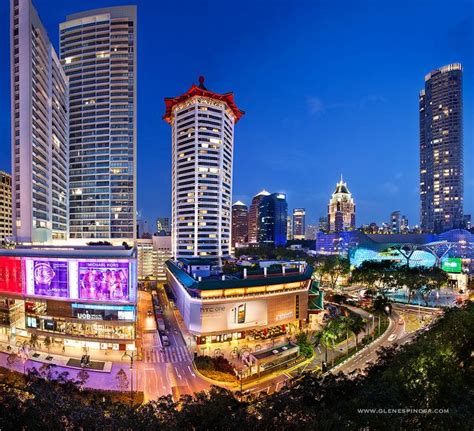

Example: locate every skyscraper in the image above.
[286,216,293,240]
[156,217,171,236]
[231,201,248,248]
[11,0,69,243]
[60,6,137,241]
[164,77,244,258]
[248,190,270,244]
[390,211,401,233]
[328,176,355,232]
[258,193,288,247]
[0,171,13,240]
[420,63,463,233]
[292,208,306,240]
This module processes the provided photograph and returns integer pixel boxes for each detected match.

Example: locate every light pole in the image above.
[122,350,141,406]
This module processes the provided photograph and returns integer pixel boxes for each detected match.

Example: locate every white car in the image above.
[387,334,397,342]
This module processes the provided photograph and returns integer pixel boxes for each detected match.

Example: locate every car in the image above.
[162,335,170,346]
[388,334,397,342]
[147,310,153,317]
[398,318,404,325]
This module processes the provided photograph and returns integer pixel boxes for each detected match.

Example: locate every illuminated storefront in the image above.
[0,246,138,352]
[166,259,312,344]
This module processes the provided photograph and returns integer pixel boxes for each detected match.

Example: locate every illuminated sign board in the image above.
[78,261,130,301]
[72,303,135,321]
[441,258,462,273]
[26,260,69,298]
[22,258,136,303]
[198,300,268,332]
[0,257,22,295]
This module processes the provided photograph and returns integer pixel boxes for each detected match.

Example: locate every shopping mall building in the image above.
[0,245,137,352]
[165,258,312,345]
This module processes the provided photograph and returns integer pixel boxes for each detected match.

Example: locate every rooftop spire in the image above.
[198,75,207,90]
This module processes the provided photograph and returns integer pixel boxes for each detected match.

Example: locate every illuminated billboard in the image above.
[441,258,462,273]
[30,260,69,298]
[78,261,130,301]
[197,300,268,333]
[0,257,22,295]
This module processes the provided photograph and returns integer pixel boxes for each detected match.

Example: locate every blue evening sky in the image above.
[0,0,472,228]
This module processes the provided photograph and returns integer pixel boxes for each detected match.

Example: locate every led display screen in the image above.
[441,258,462,273]
[0,257,22,294]
[78,261,129,301]
[32,260,69,298]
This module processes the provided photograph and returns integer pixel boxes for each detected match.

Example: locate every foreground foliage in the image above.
[1,303,473,430]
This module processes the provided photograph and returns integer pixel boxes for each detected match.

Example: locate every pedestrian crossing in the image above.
[143,346,192,364]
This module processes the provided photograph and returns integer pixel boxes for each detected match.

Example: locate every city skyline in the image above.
[0,0,472,228]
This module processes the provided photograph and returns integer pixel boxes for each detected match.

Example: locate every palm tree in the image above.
[346,314,366,350]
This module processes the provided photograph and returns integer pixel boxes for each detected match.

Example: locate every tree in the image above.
[422,267,449,305]
[115,368,129,392]
[76,369,90,390]
[295,332,313,358]
[43,336,52,353]
[29,333,39,351]
[314,256,350,290]
[6,351,19,370]
[351,260,398,297]
[346,313,366,349]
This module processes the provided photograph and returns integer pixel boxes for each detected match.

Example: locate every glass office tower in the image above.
[60,6,137,241]
[420,64,463,233]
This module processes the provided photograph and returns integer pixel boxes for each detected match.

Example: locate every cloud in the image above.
[307,94,387,116]
[307,97,325,115]
[380,181,400,195]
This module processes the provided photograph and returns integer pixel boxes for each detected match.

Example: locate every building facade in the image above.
[258,193,288,247]
[390,211,401,233]
[0,245,138,353]
[0,172,13,240]
[248,190,270,244]
[166,259,311,344]
[164,76,244,258]
[286,216,293,241]
[231,201,248,249]
[136,236,172,281]
[156,217,171,236]
[292,208,306,240]
[328,177,355,232]
[60,6,137,241]
[11,0,69,243]
[420,63,463,233]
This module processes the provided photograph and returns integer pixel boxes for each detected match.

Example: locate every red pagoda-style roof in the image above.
[163,76,245,124]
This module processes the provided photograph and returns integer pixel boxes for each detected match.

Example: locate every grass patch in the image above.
[199,369,237,383]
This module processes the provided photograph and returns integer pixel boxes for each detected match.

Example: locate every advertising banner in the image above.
[199,299,268,333]
[441,258,462,273]
[78,261,129,301]
[32,260,68,298]
[0,257,22,295]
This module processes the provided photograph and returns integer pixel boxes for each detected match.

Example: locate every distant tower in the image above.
[248,190,270,244]
[420,64,463,233]
[292,208,306,240]
[164,76,244,258]
[0,171,13,240]
[258,193,288,247]
[328,176,355,232]
[390,211,401,233]
[286,216,293,240]
[231,201,248,249]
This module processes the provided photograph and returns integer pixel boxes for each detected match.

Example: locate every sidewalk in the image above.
[0,340,113,372]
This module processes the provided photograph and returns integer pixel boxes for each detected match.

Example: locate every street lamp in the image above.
[122,350,141,406]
